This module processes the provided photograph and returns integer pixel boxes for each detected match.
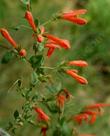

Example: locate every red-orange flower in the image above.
[25,11,37,32]
[34,107,50,122]
[41,126,48,136]
[74,103,110,125]
[43,34,70,57]
[74,110,98,125]
[82,110,98,124]
[85,103,110,110]
[57,94,66,108]
[45,43,61,49]
[19,49,27,57]
[45,43,61,57]
[74,113,89,125]
[68,60,88,67]
[66,70,88,84]
[0,28,17,48]
[56,89,73,108]
[33,26,45,43]
[44,34,71,49]
[46,48,55,57]
[60,9,88,25]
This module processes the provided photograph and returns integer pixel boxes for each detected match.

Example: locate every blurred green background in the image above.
[0,0,110,136]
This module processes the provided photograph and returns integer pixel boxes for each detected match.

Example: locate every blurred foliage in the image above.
[0,0,110,136]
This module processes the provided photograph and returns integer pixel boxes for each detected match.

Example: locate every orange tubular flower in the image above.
[46,47,55,57]
[82,110,98,124]
[66,70,88,84]
[41,126,48,136]
[85,103,110,110]
[68,60,88,67]
[34,107,50,122]
[33,26,45,43]
[45,43,61,57]
[37,35,44,43]
[57,94,66,108]
[45,43,61,49]
[73,103,110,125]
[0,28,17,48]
[74,110,98,125]
[44,34,71,49]
[37,26,45,42]
[60,9,88,25]
[25,11,37,32]
[19,49,27,57]
[74,113,89,125]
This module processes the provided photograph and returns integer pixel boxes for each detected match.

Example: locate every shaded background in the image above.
[0,0,110,135]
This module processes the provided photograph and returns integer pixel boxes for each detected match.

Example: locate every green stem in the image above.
[20,25,32,30]
[40,66,56,70]
[41,16,58,26]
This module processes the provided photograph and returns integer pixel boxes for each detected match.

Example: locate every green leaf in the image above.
[1,51,14,64]
[31,71,39,86]
[48,103,59,113]
[33,43,38,54]
[37,43,44,52]
[34,18,39,26]
[29,55,44,68]
[53,128,62,136]
[46,84,58,93]
[62,123,72,136]
[32,93,38,102]
[14,110,19,119]
[59,117,65,126]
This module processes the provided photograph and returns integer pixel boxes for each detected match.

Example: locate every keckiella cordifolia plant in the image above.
[0,1,110,136]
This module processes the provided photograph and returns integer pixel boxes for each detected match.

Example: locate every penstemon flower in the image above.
[45,43,61,49]
[43,34,71,49]
[46,47,55,57]
[73,103,110,126]
[68,60,88,67]
[45,43,61,57]
[0,28,17,48]
[33,107,50,122]
[33,26,45,43]
[56,94,66,108]
[25,11,37,32]
[19,49,27,57]
[43,34,71,57]
[60,9,88,25]
[74,113,89,125]
[74,111,97,125]
[85,103,110,110]
[82,110,98,124]
[41,126,48,136]
[65,70,88,84]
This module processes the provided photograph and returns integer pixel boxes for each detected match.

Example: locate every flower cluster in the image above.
[1,3,110,136]
[65,60,88,84]
[74,103,110,125]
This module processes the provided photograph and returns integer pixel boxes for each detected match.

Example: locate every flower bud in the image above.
[19,49,27,57]
[0,28,17,48]
[25,11,37,32]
